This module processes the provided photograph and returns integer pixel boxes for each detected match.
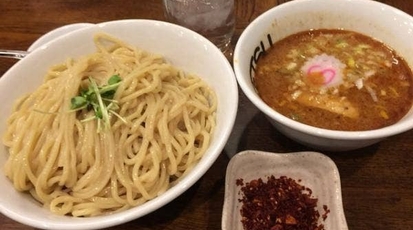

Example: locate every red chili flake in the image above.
[237,176,329,230]
[322,205,330,221]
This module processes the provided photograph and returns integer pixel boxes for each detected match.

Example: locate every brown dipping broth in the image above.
[254,29,413,131]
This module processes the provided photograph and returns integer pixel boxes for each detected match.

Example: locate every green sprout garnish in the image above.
[70,75,126,132]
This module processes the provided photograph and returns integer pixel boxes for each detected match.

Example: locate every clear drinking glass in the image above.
[162,0,235,57]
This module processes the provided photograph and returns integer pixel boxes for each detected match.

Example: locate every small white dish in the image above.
[28,23,94,52]
[222,150,348,230]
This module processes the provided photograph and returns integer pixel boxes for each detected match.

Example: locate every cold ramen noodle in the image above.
[2,33,217,217]
[254,29,413,131]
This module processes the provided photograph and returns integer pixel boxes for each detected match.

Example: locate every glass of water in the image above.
[162,0,235,57]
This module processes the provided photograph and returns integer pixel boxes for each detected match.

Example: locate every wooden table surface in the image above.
[1,0,413,229]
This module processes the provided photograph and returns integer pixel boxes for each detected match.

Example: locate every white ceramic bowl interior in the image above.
[0,19,238,229]
[27,23,95,52]
[234,0,413,151]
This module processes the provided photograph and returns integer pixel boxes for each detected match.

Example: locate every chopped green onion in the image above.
[70,96,88,110]
[70,75,126,132]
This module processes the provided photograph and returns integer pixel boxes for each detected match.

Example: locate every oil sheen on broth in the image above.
[254,29,413,131]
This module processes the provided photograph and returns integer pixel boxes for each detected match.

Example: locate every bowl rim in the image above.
[0,19,238,229]
[234,0,413,140]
